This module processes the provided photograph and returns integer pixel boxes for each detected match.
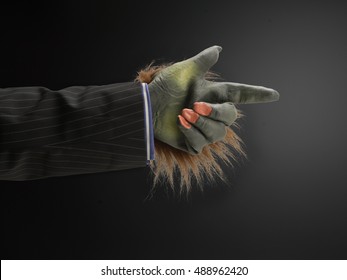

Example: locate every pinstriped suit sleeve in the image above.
[0,82,150,181]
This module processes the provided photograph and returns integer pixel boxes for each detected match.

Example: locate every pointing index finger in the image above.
[209,82,280,104]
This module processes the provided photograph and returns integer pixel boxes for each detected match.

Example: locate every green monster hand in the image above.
[148,46,279,154]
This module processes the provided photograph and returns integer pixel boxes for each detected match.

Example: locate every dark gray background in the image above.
[1,0,346,259]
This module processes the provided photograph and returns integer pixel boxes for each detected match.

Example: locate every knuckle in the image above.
[212,107,220,119]
[212,125,227,142]
[198,117,207,130]
[225,112,237,125]
[205,124,227,143]
[224,105,237,125]
[192,143,206,154]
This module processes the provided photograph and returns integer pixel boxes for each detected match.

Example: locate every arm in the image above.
[1,45,279,187]
[0,82,152,181]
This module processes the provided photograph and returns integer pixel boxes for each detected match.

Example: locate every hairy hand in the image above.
[148,46,279,154]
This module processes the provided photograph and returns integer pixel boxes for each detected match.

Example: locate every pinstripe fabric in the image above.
[0,82,147,181]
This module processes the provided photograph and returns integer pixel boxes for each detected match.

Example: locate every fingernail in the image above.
[182,109,199,123]
[178,115,191,129]
[193,102,212,116]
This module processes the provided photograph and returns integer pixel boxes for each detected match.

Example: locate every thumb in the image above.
[186,45,222,76]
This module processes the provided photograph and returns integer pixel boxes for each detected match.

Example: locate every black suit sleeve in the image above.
[0,82,147,181]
